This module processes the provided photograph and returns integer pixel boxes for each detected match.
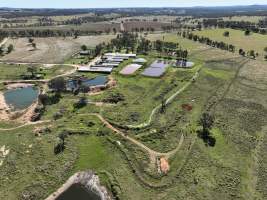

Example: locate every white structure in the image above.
[77,66,113,73]
[104,53,136,58]
[133,58,147,64]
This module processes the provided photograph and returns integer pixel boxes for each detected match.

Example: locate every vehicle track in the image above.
[0,120,51,131]
[80,113,185,163]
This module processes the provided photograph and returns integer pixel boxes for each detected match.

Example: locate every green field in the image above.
[193,28,267,60]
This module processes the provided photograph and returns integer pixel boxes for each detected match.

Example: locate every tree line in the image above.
[180,31,236,53]
[202,19,267,35]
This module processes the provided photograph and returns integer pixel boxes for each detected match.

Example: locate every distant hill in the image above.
[0,5,267,18]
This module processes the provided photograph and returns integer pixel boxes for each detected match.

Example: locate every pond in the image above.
[56,183,101,200]
[4,86,39,110]
[67,76,108,90]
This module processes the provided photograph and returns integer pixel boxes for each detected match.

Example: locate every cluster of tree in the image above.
[130,27,155,33]
[109,32,138,52]
[0,44,14,55]
[153,39,188,59]
[180,31,236,53]
[238,49,259,59]
[1,15,118,29]
[0,29,108,38]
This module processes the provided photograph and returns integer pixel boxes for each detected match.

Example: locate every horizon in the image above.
[1,0,267,9]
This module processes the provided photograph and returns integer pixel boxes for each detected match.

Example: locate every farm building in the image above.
[77,66,113,73]
[105,58,124,63]
[104,53,136,58]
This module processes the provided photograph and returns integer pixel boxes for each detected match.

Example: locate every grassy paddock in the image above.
[194,28,267,60]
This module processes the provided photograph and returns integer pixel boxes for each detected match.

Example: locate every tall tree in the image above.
[48,77,66,95]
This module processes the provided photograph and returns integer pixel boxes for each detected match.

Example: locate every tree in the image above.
[27,66,37,78]
[32,43,37,49]
[199,113,214,134]
[48,77,66,95]
[28,38,34,43]
[265,55,267,60]
[74,31,79,39]
[54,131,69,154]
[264,47,267,53]
[7,44,14,53]
[244,29,251,36]
[198,113,216,146]
[248,50,256,59]
[58,131,68,145]
[73,96,87,110]
[223,31,230,37]
[81,45,87,51]
[160,98,166,113]
[0,45,4,55]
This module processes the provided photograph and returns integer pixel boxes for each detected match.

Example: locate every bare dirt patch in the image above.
[160,157,170,174]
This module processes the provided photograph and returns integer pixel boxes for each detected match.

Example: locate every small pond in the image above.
[67,76,108,90]
[56,183,101,200]
[4,86,39,110]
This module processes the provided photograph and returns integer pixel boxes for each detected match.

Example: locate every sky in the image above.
[1,0,267,8]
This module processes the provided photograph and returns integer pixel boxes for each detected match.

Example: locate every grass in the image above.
[0,63,74,81]
[194,28,267,60]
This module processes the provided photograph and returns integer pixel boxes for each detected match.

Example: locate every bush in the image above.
[103,91,125,104]
[73,97,87,110]
[53,112,63,120]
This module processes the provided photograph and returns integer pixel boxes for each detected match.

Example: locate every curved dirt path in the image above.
[0,120,51,131]
[81,113,184,163]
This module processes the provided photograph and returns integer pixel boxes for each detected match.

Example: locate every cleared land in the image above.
[0,35,115,64]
